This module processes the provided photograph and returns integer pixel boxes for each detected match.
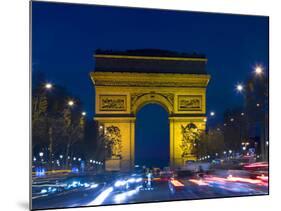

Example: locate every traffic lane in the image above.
[95,175,268,206]
[32,183,106,209]
[170,176,268,200]
[32,172,126,209]
[102,181,172,205]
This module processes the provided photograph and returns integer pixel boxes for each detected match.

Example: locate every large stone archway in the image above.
[90,50,210,171]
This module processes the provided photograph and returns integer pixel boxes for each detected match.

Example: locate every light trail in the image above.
[88,187,113,206]
[170,179,184,187]
[189,179,208,186]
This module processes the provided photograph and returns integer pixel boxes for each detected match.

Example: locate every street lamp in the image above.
[45,83,53,90]
[68,100,74,107]
[236,84,244,92]
[255,65,263,75]
[229,150,232,154]
[59,155,63,159]
[82,111,86,116]
[39,152,44,157]
[210,111,215,117]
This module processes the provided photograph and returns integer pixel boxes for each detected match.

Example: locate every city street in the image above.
[32,167,268,209]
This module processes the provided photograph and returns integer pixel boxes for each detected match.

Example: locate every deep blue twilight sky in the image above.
[32,2,268,167]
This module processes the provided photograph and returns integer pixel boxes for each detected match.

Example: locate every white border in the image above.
[1,0,280,211]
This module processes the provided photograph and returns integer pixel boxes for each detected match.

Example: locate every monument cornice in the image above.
[94,54,207,62]
[90,72,210,87]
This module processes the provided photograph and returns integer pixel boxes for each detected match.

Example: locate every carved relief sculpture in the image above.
[100,95,127,111]
[178,95,202,111]
[180,123,200,159]
[104,125,122,159]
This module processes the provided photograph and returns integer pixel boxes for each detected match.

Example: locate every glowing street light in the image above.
[68,100,74,107]
[242,146,246,151]
[241,112,245,116]
[39,152,44,157]
[82,111,86,116]
[255,65,263,75]
[59,155,63,159]
[236,84,244,92]
[45,83,53,90]
[229,150,232,154]
[210,111,215,116]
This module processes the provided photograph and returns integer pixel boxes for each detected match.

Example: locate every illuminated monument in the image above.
[90,49,210,171]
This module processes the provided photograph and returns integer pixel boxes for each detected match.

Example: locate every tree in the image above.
[32,79,86,169]
[62,108,85,167]
[197,127,225,158]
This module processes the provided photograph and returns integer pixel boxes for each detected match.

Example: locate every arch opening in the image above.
[135,103,170,168]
